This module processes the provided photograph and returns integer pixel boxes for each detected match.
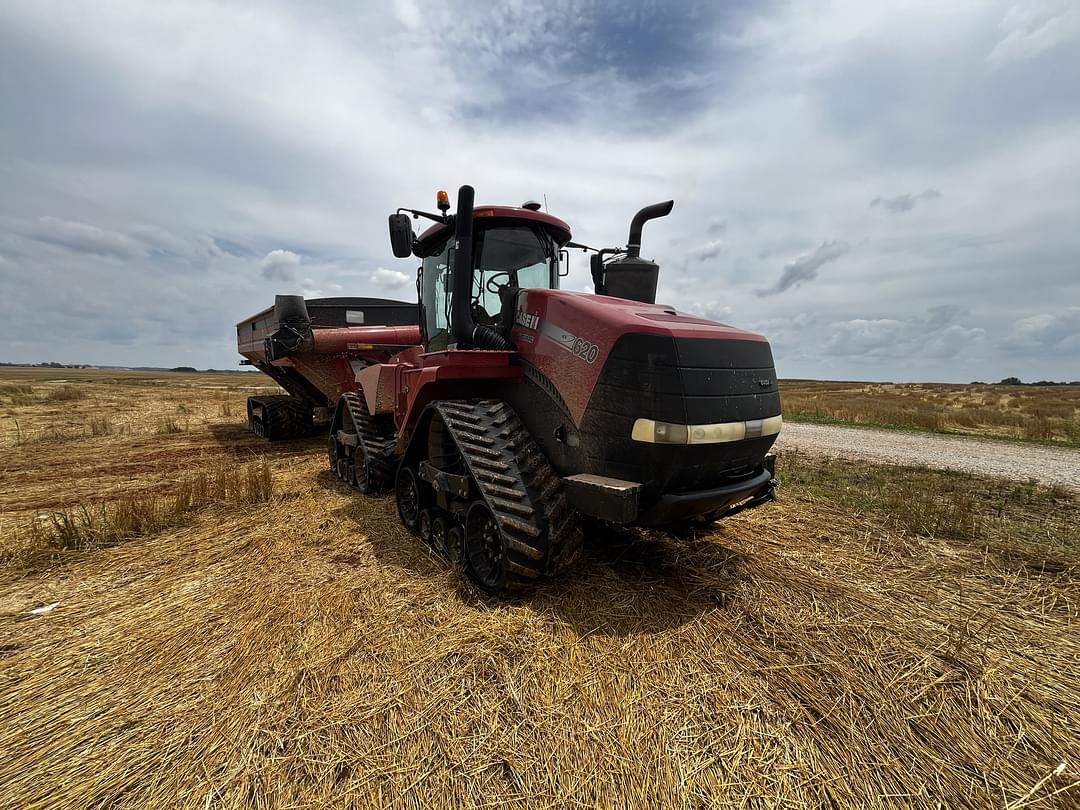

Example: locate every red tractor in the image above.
[324,185,781,594]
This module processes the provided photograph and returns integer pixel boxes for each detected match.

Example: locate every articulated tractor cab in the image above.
[328,185,781,594]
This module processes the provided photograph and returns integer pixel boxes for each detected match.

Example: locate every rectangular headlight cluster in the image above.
[631,415,782,445]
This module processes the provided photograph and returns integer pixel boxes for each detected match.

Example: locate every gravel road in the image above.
[775,421,1080,490]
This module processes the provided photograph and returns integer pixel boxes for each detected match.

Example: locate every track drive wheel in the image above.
[396,465,422,535]
[463,502,507,594]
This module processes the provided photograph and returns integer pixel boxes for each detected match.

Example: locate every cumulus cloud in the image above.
[825,308,985,360]
[259,249,301,281]
[870,189,942,213]
[755,240,850,297]
[924,324,987,358]
[824,319,907,357]
[392,0,422,30]
[369,267,412,288]
[1002,307,1080,354]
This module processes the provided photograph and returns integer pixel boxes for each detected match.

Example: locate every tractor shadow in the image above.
[206,423,323,460]
[497,525,745,638]
[318,470,745,637]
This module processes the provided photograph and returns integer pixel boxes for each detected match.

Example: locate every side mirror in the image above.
[388,213,414,258]
[558,249,570,278]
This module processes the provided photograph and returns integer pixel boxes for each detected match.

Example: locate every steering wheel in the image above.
[485,271,512,294]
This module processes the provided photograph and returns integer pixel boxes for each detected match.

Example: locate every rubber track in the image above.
[340,392,397,493]
[248,395,313,440]
[434,399,582,587]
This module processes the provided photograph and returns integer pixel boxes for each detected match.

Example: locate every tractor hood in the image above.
[511,288,781,496]
[511,288,776,423]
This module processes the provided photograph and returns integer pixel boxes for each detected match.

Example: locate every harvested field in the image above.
[1,369,1079,808]
[781,380,1080,446]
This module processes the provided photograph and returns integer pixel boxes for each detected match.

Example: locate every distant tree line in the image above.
[0,361,92,368]
[0,361,255,373]
[970,377,1080,386]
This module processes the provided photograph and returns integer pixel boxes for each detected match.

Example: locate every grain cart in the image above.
[237,296,420,439]
[326,186,782,594]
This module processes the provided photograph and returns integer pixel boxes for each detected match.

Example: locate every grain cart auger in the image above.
[330,185,781,594]
[237,296,420,440]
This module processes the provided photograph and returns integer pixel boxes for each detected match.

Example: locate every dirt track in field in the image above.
[777,421,1080,489]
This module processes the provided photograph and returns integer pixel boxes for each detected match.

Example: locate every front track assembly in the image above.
[396,399,582,594]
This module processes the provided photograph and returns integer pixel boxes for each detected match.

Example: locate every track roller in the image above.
[444,526,464,566]
[418,508,436,546]
[430,515,450,558]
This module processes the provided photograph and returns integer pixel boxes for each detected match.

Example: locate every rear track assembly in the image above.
[328,392,397,493]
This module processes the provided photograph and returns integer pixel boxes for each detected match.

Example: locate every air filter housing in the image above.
[602,255,660,304]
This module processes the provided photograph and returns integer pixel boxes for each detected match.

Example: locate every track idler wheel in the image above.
[396,465,423,535]
[463,502,506,594]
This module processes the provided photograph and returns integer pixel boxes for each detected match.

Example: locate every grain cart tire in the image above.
[247,395,315,441]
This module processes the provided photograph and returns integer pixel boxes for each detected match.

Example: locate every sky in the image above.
[1,0,1078,382]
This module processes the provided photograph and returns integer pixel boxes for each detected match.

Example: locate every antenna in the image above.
[543,193,548,211]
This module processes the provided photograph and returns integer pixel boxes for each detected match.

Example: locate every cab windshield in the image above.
[471,225,557,321]
[420,223,557,348]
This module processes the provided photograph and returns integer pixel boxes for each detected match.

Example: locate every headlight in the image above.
[631,415,782,444]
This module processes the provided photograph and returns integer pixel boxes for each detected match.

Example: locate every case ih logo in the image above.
[514,309,540,330]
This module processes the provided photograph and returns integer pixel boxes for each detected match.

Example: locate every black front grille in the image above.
[578,333,781,495]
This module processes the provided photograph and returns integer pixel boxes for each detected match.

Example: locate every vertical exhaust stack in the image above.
[601,200,674,305]
[450,185,513,350]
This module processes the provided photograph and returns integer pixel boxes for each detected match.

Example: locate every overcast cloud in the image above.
[870,189,943,213]
[755,240,851,297]
[0,0,1077,381]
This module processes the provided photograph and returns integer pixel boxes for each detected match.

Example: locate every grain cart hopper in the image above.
[237,296,420,439]
[326,186,782,594]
